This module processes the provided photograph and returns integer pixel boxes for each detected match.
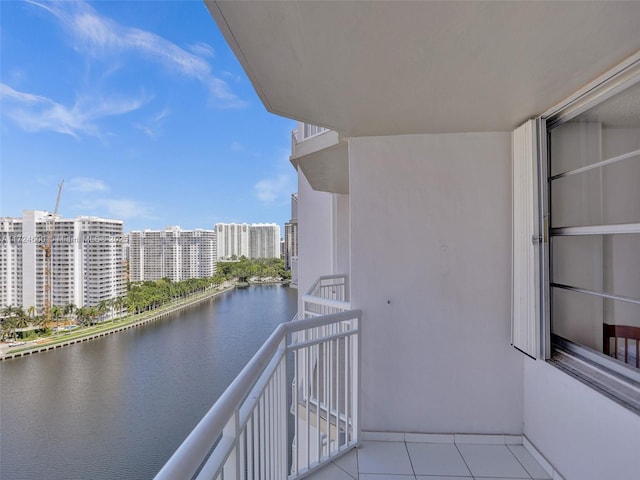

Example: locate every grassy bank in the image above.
[1,284,235,360]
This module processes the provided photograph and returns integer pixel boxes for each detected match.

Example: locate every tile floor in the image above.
[305,440,552,480]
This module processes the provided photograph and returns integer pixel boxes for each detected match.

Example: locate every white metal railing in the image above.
[302,123,328,139]
[291,123,330,150]
[302,274,349,319]
[154,309,361,480]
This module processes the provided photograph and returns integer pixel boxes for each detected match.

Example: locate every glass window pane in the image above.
[550,122,601,177]
[552,288,640,369]
[552,234,640,301]
[550,152,640,227]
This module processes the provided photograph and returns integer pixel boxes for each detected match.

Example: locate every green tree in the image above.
[97,300,109,323]
[75,307,93,328]
[51,306,63,333]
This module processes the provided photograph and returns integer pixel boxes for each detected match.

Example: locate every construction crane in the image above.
[42,180,64,326]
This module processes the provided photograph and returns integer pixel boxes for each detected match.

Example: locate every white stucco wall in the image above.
[349,133,524,434]
[334,193,350,278]
[524,358,640,480]
[297,167,334,311]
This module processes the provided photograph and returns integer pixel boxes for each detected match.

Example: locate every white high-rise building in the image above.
[284,193,299,271]
[0,218,24,309]
[214,223,249,260]
[128,227,216,282]
[77,216,127,307]
[249,223,281,259]
[0,211,126,312]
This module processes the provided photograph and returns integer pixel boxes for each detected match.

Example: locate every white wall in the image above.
[349,133,524,434]
[334,193,350,278]
[297,167,334,311]
[524,358,640,480]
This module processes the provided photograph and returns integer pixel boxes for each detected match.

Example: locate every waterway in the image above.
[0,285,297,480]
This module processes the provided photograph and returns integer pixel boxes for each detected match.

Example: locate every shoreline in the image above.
[0,284,236,361]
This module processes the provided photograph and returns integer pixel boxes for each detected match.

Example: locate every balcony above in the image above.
[291,123,348,194]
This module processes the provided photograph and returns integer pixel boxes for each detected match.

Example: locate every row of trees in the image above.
[126,277,218,314]
[216,257,290,283]
[0,276,223,341]
[1,260,289,342]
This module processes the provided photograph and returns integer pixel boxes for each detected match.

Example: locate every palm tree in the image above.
[33,314,48,332]
[75,307,92,328]
[97,300,108,323]
[1,306,15,341]
[13,308,29,339]
[88,307,99,325]
[2,316,17,342]
[114,297,125,321]
[51,306,63,333]
[1,306,27,341]
[63,303,76,320]
[2,305,14,321]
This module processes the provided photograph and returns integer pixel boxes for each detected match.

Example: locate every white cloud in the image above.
[134,108,170,139]
[27,0,245,108]
[0,83,48,104]
[1,83,148,138]
[254,173,295,205]
[77,197,152,220]
[100,199,151,219]
[188,42,215,59]
[67,177,110,193]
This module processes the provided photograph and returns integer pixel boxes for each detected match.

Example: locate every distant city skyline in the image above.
[0,1,297,231]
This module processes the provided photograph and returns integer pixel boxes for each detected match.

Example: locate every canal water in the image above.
[0,285,297,480]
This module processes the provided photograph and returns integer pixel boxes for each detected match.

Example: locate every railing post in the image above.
[354,316,361,445]
[222,411,239,479]
[279,341,288,478]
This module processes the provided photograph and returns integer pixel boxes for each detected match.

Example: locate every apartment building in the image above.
[215,222,281,260]
[284,194,299,269]
[128,227,216,282]
[214,222,249,260]
[285,193,299,286]
[0,218,23,309]
[248,223,280,259]
[77,217,126,307]
[0,211,126,311]
[156,4,640,480]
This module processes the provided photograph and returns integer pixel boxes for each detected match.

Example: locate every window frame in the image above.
[539,53,640,399]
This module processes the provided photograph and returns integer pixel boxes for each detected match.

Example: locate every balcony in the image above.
[302,274,349,319]
[155,273,557,479]
[290,123,348,194]
[155,274,360,480]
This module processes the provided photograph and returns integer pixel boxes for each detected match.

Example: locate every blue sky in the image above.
[0,1,297,232]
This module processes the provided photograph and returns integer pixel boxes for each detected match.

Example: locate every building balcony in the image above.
[290,123,348,194]
[154,273,558,480]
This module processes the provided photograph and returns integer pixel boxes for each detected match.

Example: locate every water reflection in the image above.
[0,285,297,480]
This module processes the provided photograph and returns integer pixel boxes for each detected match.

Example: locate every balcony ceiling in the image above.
[207,1,640,136]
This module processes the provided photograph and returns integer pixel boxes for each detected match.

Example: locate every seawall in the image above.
[0,285,235,361]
